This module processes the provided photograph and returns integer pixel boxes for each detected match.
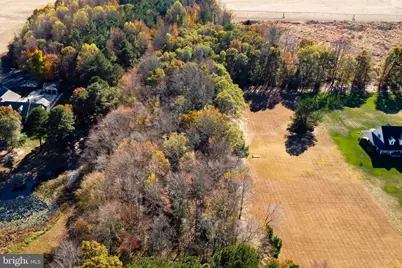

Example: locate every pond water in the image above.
[0,195,49,223]
[0,176,36,200]
[0,175,49,223]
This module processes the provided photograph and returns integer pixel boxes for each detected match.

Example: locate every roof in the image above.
[35,97,51,106]
[43,82,59,92]
[0,101,45,119]
[23,90,58,108]
[362,125,402,151]
[0,85,62,118]
[381,126,402,150]
[20,80,40,88]
[0,87,21,102]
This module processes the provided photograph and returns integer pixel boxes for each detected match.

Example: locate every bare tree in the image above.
[138,55,161,82]
[49,240,81,268]
[93,201,123,251]
[147,215,175,256]
[166,173,191,254]
[152,24,169,50]
[168,63,215,111]
[82,104,150,170]
[264,25,281,47]
[280,32,298,55]
[264,203,282,227]
[330,37,351,86]
[236,218,264,245]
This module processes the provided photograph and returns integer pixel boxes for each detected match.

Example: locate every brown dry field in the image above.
[275,21,402,69]
[224,0,402,22]
[244,105,402,268]
[0,0,51,53]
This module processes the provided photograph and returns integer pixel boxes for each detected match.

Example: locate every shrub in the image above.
[212,243,259,268]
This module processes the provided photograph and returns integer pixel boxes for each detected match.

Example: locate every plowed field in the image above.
[244,105,402,267]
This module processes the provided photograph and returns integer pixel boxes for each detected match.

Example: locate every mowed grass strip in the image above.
[323,94,402,206]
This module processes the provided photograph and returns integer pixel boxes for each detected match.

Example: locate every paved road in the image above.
[0,0,51,54]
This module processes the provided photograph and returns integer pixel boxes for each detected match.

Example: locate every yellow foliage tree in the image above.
[79,240,122,268]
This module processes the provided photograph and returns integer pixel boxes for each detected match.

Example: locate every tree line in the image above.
[51,239,298,267]
[2,0,401,149]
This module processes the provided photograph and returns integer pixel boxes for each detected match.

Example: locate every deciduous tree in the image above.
[162,132,188,170]
[0,109,23,150]
[27,49,46,80]
[73,10,90,31]
[79,240,122,268]
[212,243,259,268]
[288,98,320,134]
[52,20,68,42]
[47,105,75,143]
[352,50,372,92]
[379,46,402,89]
[166,1,186,25]
[26,107,49,145]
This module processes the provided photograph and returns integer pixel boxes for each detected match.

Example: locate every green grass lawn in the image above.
[323,94,402,207]
[21,138,40,152]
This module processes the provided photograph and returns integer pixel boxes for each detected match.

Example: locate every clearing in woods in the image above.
[244,105,402,268]
[20,212,69,254]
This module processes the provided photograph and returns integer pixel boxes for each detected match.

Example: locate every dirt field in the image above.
[244,105,402,267]
[0,0,51,54]
[224,0,402,21]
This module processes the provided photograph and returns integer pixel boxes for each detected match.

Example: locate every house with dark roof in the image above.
[0,85,62,120]
[360,125,402,157]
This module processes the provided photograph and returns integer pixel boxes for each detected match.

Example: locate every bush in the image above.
[212,243,259,268]
[79,240,122,268]
[262,224,282,259]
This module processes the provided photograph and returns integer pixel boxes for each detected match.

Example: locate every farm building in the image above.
[360,125,402,157]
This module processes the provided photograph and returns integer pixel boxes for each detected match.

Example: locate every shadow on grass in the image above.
[359,139,402,172]
[0,143,79,200]
[244,85,369,113]
[375,90,402,114]
[343,92,370,108]
[285,132,317,156]
[316,91,369,111]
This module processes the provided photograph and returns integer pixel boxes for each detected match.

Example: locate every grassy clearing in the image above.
[8,206,72,254]
[8,212,61,254]
[20,138,40,152]
[323,94,402,207]
[33,174,66,206]
[20,208,71,255]
[0,138,40,171]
